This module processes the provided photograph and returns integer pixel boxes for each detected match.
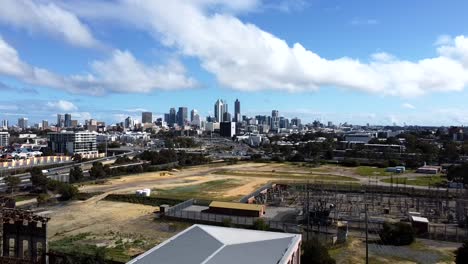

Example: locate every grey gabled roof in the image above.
[127,224,301,264]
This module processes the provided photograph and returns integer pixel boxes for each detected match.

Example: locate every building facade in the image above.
[220,122,236,137]
[214,99,228,123]
[234,99,241,123]
[142,112,153,124]
[18,117,28,130]
[64,113,72,127]
[47,131,98,155]
[0,132,9,147]
[177,107,188,126]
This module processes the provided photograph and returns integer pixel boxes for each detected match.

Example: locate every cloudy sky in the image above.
[1,0,468,126]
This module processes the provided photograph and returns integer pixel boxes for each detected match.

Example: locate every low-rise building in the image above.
[127,224,301,264]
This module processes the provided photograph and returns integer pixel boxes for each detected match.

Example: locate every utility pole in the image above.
[365,203,369,264]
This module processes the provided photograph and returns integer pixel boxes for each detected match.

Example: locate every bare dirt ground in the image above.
[35,161,456,262]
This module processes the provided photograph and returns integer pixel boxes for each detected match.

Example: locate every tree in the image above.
[30,168,49,192]
[379,222,415,246]
[301,238,336,264]
[69,166,84,183]
[4,176,21,194]
[447,163,468,184]
[89,162,106,178]
[72,154,83,163]
[58,183,79,200]
[455,241,468,264]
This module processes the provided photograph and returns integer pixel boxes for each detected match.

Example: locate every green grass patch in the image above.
[152,179,245,201]
[380,176,446,187]
[13,194,38,202]
[355,166,392,177]
[212,169,359,182]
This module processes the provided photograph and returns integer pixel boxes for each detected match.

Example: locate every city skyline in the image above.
[2,1,468,126]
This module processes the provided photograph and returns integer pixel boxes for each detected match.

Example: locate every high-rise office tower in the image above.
[142,112,153,124]
[223,112,231,123]
[169,108,177,126]
[190,109,198,122]
[234,99,241,122]
[177,107,188,126]
[271,110,279,130]
[18,117,28,130]
[291,117,302,127]
[214,99,228,122]
[124,116,133,128]
[42,120,49,130]
[65,113,72,127]
[1,120,8,130]
[57,114,64,128]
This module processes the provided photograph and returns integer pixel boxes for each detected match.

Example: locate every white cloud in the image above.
[351,18,379,25]
[124,108,149,112]
[435,34,452,46]
[65,0,468,97]
[402,103,416,109]
[0,0,100,48]
[0,37,197,95]
[46,100,78,111]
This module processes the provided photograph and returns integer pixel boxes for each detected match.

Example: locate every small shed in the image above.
[207,201,265,217]
[409,215,429,234]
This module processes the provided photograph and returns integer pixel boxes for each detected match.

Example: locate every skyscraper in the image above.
[169,108,177,126]
[223,112,231,123]
[65,113,72,127]
[42,120,49,130]
[124,116,133,128]
[271,110,279,130]
[142,112,153,124]
[214,99,228,122]
[57,114,64,128]
[234,99,241,123]
[18,117,28,130]
[1,120,8,130]
[190,109,198,122]
[177,107,188,126]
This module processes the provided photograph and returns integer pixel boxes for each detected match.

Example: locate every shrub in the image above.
[379,222,415,246]
[252,218,269,231]
[341,159,360,167]
[222,218,233,227]
[455,240,468,264]
[301,238,335,264]
[37,193,51,205]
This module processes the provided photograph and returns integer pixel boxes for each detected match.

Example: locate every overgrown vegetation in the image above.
[455,240,468,264]
[301,238,336,264]
[103,194,183,206]
[379,222,415,246]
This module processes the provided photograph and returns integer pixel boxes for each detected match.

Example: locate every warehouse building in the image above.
[127,224,301,264]
[206,201,265,217]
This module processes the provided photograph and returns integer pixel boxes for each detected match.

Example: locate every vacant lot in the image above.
[45,199,189,262]
[212,169,359,182]
[380,175,447,187]
[329,238,456,264]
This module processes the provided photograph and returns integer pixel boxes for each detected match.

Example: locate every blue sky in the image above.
[1,0,468,126]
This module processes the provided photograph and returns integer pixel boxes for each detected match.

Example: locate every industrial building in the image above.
[206,201,265,217]
[47,131,97,155]
[126,224,301,264]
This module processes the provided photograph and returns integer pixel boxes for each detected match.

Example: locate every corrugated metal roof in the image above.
[209,201,264,211]
[410,215,429,223]
[127,224,301,264]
